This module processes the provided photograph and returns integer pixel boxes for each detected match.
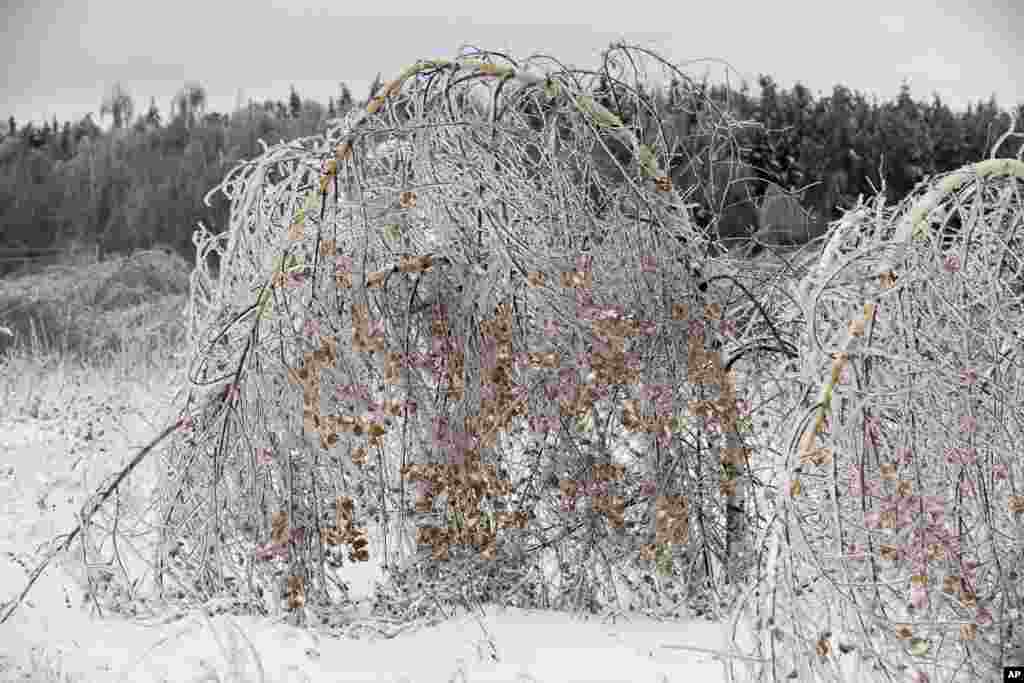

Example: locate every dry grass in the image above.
[0,650,85,683]
[0,244,191,368]
[0,248,193,683]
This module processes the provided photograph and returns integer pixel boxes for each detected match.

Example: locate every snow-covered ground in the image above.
[0,357,756,682]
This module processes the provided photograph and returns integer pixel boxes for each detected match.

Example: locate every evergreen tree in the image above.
[73,113,101,143]
[7,116,15,136]
[367,73,383,101]
[144,97,162,128]
[172,81,207,128]
[338,83,353,111]
[289,84,302,119]
[100,81,135,130]
[60,121,72,157]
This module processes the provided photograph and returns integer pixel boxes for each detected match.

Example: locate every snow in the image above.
[1,587,734,682]
[0,360,752,682]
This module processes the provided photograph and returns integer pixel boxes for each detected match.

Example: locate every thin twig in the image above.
[0,393,219,625]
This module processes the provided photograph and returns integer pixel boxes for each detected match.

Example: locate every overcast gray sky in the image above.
[3,0,1021,129]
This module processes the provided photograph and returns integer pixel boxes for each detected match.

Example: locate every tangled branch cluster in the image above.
[153,45,795,633]
[730,153,1024,681]
[49,43,1024,683]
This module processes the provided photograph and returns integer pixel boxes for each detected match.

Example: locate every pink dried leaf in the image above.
[959,415,978,433]
[256,448,274,466]
[303,318,321,338]
[910,584,929,609]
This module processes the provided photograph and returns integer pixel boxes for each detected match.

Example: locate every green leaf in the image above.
[256,287,273,320]
[638,144,659,178]
[575,95,624,130]
[398,63,426,80]
[908,638,930,657]
[655,543,674,576]
[304,188,320,213]
[291,190,320,226]
[383,223,402,242]
[448,508,464,533]
[420,59,449,72]
[292,189,318,225]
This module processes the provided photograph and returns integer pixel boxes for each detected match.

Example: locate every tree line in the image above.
[0,74,1020,276]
